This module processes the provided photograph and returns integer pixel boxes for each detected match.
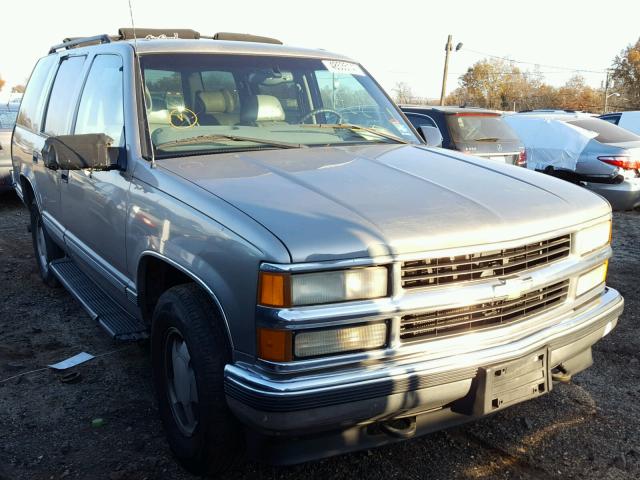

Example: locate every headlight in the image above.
[574,221,611,256]
[258,266,389,307]
[576,262,608,297]
[257,322,388,361]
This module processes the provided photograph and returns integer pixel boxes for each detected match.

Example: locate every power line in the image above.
[461,48,608,75]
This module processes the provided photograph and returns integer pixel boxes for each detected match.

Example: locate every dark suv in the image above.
[400,106,526,167]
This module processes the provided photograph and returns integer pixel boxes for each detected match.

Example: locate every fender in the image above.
[136,250,235,350]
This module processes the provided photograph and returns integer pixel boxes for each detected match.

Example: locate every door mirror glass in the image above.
[44,134,121,171]
[420,125,443,147]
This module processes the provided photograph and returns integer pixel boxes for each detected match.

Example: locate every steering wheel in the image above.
[169,108,199,129]
[299,108,344,124]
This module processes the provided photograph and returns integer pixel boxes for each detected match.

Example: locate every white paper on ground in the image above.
[48,352,95,370]
[504,115,597,171]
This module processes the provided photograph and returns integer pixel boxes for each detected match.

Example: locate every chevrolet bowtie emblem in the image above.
[493,277,534,300]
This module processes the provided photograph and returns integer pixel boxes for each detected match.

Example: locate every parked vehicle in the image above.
[599,111,640,136]
[505,113,640,210]
[0,102,19,192]
[12,28,623,475]
[400,106,526,166]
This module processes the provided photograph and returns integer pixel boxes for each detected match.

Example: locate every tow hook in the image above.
[551,366,572,384]
[379,416,417,439]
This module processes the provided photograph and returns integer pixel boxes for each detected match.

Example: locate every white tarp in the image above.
[503,115,597,171]
[618,111,640,135]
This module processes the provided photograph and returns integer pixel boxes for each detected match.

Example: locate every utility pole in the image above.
[440,35,453,106]
[603,70,611,114]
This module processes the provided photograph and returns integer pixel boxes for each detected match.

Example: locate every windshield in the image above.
[565,118,640,144]
[445,114,519,143]
[140,54,420,158]
[0,108,17,130]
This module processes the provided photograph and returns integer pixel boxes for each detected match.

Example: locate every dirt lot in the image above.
[0,189,638,480]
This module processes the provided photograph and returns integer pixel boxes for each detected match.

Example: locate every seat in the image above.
[195,90,239,126]
[240,94,287,126]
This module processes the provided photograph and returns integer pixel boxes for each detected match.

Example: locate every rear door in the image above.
[59,53,132,311]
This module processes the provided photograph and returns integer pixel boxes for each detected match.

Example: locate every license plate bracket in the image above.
[473,348,551,416]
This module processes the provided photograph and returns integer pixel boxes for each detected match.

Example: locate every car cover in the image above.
[503,115,597,171]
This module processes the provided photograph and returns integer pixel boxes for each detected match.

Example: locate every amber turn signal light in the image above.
[257,328,293,362]
[258,272,291,307]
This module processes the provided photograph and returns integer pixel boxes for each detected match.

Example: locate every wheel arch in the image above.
[136,251,234,349]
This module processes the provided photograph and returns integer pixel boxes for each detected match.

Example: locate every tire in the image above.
[151,284,242,476]
[29,199,62,288]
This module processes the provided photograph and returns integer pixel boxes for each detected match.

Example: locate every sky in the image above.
[1,0,639,102]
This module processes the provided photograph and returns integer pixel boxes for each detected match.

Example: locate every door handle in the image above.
[61,172,69,183]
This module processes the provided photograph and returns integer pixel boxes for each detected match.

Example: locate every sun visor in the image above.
[504,116,597,171]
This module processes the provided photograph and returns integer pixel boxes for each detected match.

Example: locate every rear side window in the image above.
[74,55,125,146]
[405,112,438,129]
[16,55,57,132]
[599,114,620,125]
[446,114,519,143]
[43,56,86,137]
[566,118,640,144]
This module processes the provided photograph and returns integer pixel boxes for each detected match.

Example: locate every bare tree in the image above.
[393,82,415,104]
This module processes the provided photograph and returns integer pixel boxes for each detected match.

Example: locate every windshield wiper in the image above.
[300,123,410,144]
[155,133,306,151]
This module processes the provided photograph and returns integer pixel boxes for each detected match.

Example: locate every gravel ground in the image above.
[0,189,638,480]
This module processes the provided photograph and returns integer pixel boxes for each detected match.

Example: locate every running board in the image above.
[50,258,148,341]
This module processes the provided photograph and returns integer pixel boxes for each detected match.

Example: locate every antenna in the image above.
[127,0,138,49]
[127,0,156,167]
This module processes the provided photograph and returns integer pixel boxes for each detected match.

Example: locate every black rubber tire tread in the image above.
[151,283,242,476]
[29,199,62,288]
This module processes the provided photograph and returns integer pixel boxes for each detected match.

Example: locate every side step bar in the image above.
[50,258,148,341]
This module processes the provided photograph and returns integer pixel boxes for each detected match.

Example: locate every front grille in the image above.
[400,280,570,342]
[401,234,571,289]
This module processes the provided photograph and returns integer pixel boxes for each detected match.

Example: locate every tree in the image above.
[392,82,415,104]
[611,38,640,109]
[0,76,5,92]
[11,85,25,93]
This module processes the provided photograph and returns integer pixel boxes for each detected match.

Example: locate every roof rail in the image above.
[118,28,201,40]
[213,32,282,45]
[49,34,111,54]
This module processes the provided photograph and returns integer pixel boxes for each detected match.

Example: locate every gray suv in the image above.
[12,28,623,475]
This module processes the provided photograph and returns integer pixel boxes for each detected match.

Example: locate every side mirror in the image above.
[419,126,443,148]
[43,133,122,171]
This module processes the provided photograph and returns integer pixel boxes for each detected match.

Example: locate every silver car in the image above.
[12,29,623,475]
[506,112,640,210]
[0,102,19,192]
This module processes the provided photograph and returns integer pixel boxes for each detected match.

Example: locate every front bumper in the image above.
[225,287,622,462]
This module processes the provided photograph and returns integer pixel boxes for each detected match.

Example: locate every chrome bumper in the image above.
[225,287,623,435]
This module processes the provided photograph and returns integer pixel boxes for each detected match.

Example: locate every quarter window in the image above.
[75,55,125,146]
[16,55,57,132]
[43,56,86,137]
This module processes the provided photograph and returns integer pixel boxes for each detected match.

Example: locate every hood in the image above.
[159,144,610,262]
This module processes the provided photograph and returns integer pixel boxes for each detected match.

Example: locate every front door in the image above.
[59,54,133,312]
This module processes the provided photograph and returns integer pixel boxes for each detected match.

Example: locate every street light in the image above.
[440,35,462,106]
[604,92,620,114]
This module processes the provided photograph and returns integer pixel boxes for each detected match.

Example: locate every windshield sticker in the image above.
[322,60,365,76]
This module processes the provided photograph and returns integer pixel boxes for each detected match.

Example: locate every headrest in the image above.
[196,90,237,114]
[241,95,285,123]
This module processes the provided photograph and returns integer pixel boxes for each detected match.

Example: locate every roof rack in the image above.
[49,34,112,54]
[48,29,283,54]
[212,32,282,45]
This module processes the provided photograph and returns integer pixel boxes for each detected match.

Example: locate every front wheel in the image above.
[151,284,241,476]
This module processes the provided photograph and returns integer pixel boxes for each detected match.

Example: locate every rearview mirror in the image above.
[419,126,443,148]
[43,134,122,171]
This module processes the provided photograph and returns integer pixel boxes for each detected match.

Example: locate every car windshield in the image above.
[140,54,420,158]
[0,107,18,130]
[445,114,519,143]
[566,118,640,144]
